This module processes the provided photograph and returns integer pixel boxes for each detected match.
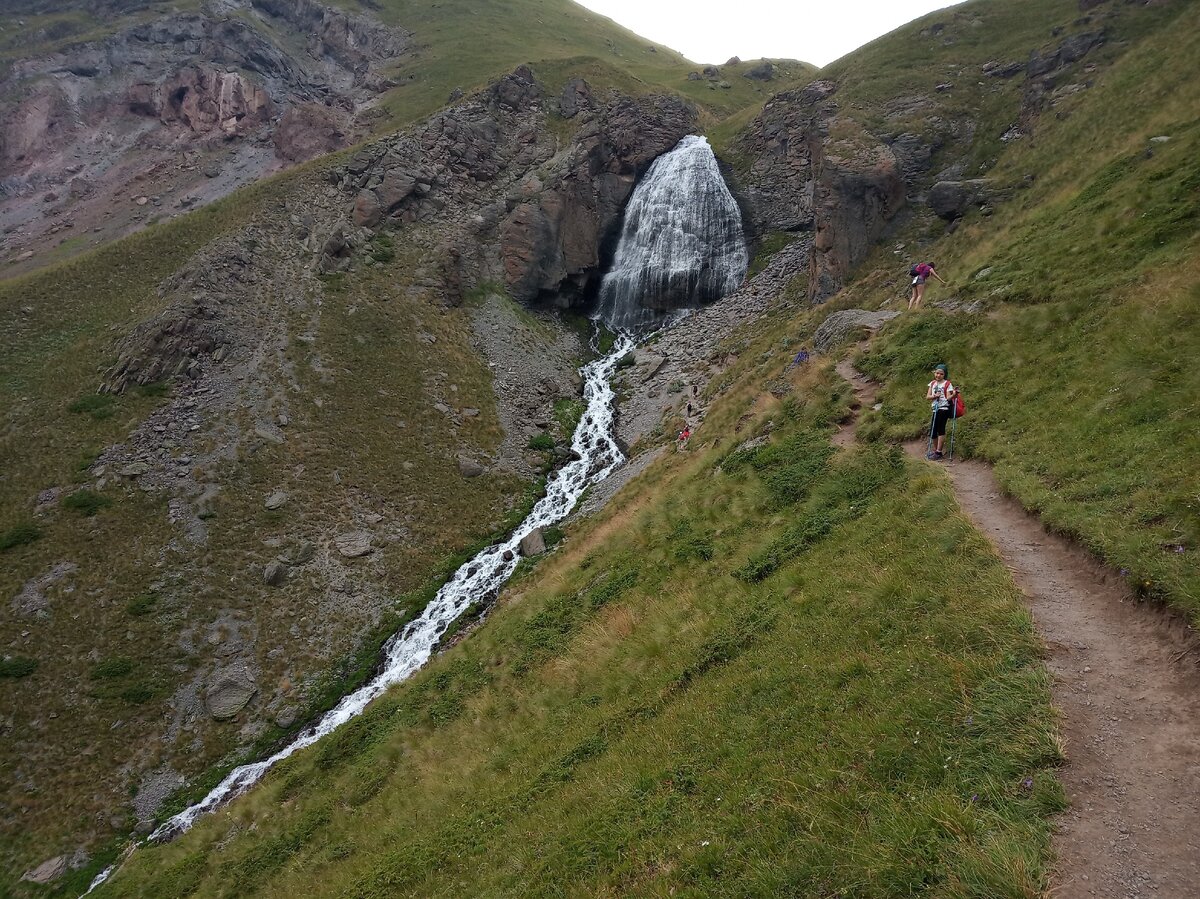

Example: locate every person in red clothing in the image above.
[908,261,946,310]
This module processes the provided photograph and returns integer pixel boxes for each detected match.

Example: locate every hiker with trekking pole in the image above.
[908,261,946,310]
[925,363,963,461]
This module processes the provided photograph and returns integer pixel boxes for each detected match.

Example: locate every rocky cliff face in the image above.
[321,67,696,308]
[0,0,408,274]
[738,80,905,303]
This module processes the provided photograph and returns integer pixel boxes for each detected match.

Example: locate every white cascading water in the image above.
[88,133,748,896]
[594,134,748,334]
[86,333,632,893]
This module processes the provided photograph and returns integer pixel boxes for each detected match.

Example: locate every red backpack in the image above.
[952,390,965,418]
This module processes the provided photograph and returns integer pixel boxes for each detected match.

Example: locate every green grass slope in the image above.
[96,297,1063,898]
[836,0,1200,620]
[0,161,538,892]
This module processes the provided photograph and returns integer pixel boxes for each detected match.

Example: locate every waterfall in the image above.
[594,134,748,334]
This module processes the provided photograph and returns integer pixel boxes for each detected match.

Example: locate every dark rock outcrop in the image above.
[928,179,994,220]
[326,67,693,306]
[738,79,904,303]
[744,60,776,81]
[497,93,695,303]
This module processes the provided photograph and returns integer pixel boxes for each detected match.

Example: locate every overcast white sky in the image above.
[574,0,960,67]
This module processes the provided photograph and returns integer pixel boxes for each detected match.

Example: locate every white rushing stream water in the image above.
[88,133,746,893]
[87,334,631,893]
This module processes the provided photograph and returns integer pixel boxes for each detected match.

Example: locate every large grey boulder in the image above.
[457,458,486,478]
[22,855,67,884]
[813,310,900,354]
[204,665,257,720]
[928,179,992,220]
[335,531,374,557]
[519,528,546,557]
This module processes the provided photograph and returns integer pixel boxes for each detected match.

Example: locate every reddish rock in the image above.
[352,189,383,228]
[273,102,350,163]
[128,66,272,138]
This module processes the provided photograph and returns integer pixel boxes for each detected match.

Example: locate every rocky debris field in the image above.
[609,236,812,453]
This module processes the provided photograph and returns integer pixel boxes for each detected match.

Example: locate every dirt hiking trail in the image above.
[836,357,1200,898]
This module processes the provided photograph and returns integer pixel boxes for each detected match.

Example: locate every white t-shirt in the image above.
[929,379,956,411]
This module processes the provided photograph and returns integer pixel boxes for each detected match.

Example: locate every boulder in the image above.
[376,169,419,212]
[813,309,901,354]
[519,528,546,557]
[264,490,288,510]
[204,665,257,720]
[928,179,992,220]
[458,458,486,478]
[263,560,287,586]
[744,60,776,81]
[22,855,67,885]
[352,189,383,228]
[335,531,374,557]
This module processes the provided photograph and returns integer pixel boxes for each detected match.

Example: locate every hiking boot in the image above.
[927,451,943,460]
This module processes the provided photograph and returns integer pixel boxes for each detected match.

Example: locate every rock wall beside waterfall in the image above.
[498,84,697,305]
[736,79,905,303]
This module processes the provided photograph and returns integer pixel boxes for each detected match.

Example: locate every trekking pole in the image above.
[925,407,937,459]
[948,402,958,462]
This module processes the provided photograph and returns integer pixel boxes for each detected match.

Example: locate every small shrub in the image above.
[0,522,41,551]
[368,233,396,264]
[615,352,635,369]
[119,683,157,705]
[542,525,565,548]
[0,656,38,678]
[125,594,157,617]
[63,489,112,517]
[91,657,135,680]
[68,393,116,421]
[528,433,555,452]
[135,381,169,398]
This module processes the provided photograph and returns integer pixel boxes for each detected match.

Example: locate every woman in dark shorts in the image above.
[925,363,957,460]
[908,262,946,310]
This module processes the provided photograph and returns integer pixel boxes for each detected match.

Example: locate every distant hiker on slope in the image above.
[925,363,958,460]
[908,261,946,310]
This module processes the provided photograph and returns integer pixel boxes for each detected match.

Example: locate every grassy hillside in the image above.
[7,0,1198,893]
[840,0,1200,620]
[96,289,1063,897]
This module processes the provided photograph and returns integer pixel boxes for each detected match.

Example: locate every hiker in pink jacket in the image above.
[908,261,946,310]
